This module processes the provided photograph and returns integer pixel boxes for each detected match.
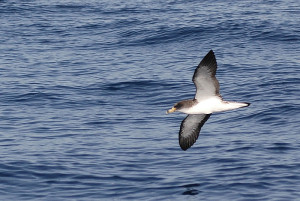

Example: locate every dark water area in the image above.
[0,0,300,200]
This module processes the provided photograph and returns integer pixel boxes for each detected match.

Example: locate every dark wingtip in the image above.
[205,50,215,59]
[246,102,251,106]
[180,144,189,151]
[199,50,217,71]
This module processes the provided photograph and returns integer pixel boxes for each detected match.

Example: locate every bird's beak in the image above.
[166,107,176,114]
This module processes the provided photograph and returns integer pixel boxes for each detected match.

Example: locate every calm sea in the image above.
[0,0,300,200]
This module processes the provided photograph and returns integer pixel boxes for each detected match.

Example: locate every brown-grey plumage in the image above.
[167,50,250,151]
[178,50,217,150]
[173,100,196,110]
[193,50,220,100]
[179,114,211,151]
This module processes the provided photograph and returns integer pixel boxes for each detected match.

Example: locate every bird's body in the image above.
[177,97,249,115]
[167,50,250,151]
[177,96,248,114]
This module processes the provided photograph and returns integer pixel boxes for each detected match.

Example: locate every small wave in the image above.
[241,104,299,125]
[103,80,172,92]
[10,92,61,103]
[250,29,300,42]
[266,142,295,151]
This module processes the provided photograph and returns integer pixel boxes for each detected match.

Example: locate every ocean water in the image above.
[0,0,300,200]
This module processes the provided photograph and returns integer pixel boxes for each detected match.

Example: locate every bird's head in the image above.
[166,100,193,114]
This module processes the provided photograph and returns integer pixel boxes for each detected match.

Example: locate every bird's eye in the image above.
[175,103,182,109]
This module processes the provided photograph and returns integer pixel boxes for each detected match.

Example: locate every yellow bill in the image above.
[166,107,176,114]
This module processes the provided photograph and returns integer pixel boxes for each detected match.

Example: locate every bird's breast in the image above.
[181,97,224,114]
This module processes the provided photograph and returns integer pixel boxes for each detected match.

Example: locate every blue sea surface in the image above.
[0,0,300,200]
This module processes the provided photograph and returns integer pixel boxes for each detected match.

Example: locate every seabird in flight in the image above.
[167,50,250,151]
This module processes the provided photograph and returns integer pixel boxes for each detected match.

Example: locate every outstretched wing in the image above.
[193,50,220,100]
[179,114,211,151]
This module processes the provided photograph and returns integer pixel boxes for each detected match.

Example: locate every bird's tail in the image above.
[225,101,250,110]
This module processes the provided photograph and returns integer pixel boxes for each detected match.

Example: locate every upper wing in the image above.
[193,50,220,100]
[179,114,211,151]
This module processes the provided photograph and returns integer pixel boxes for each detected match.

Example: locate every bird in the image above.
[166,50,250,151]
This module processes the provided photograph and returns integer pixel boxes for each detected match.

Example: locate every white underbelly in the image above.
[185,97,222,114]
[182,97,247,114]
